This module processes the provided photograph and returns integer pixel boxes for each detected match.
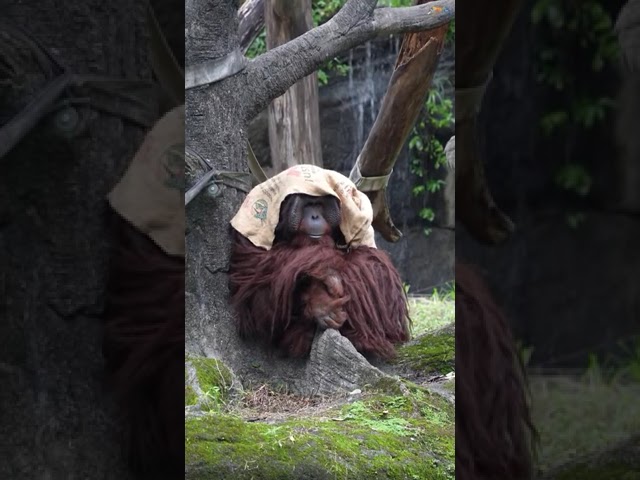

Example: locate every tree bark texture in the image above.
[0,1,155,478]
[266,0,323,171]
[184,0,253,372]
[185,0,454,391]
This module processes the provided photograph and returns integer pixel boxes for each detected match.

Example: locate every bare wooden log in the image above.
[351,0,449,242]
[455,0,523,244]
[266,0,322,171]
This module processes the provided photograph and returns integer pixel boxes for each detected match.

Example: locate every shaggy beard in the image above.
[229,228,411,359]
[102,209,184,479]
[455,262,537,480]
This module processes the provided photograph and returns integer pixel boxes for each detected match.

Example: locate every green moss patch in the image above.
[186,356,235,410]
[185,372,198,407]
[395,294,455,378]
[185,294,456,478]
[394,328,455,376]
[186,388,455,480]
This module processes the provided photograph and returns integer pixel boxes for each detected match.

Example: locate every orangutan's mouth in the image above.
[309,235,322,240]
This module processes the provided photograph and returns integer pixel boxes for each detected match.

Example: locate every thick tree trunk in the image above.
[0,2,154,478]
[185,0,308,390]
[185,0,279,385]
[266,0,323,171]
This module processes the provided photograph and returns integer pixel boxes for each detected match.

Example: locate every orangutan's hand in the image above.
[301,271,349,330]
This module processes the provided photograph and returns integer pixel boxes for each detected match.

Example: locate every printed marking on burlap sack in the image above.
[252,199,268,224]
[162,143,186,193]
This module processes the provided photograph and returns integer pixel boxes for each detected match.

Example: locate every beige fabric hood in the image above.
[108,105,185,257]
[231,164,376,250]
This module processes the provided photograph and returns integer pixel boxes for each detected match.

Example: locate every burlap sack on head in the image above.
[231,164,376,250]
[107,105,185,257]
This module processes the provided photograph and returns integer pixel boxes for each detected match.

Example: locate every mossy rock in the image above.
[186,387,455,479]
[394,324,455,376]
[185,369,198,407]
[185,356,236,409]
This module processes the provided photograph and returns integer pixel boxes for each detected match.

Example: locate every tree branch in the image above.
[244,0,454,119]
[372,2,453,37]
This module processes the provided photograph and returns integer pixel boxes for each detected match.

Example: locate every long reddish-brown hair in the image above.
[229,228,410,359]
[456,261,537,480]
[102,208,184,479]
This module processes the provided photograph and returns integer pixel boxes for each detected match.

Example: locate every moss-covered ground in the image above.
[185,356,235,409]
[185,294,455,479]
[186,386,454,479]
[393,330,454,376]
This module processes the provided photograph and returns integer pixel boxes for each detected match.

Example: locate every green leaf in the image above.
[540,111,568,136]
[426,179,445,193]
[317,69,329,86]
[555,164,592,196]
[412,185,425,196]
[547,5,565,29]
[409,136,424,152]
[532,0,552,24]
[566,212,586,229]
[419,208,435,221]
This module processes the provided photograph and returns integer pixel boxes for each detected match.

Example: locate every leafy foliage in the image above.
[408,23,455,236]
[245,30,266,59]
[531,0,621,225]
[201,386,227,412]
